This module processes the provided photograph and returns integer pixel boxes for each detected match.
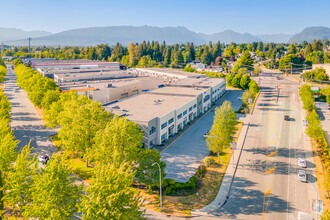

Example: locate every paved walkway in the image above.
[161,89,244,182]
[4,65,57,156]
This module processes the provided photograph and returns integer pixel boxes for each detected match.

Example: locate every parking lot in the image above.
[161,88,244,182]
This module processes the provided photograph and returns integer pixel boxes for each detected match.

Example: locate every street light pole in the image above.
[152,162,162,212]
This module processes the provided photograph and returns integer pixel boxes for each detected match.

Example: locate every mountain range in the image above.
[0,28,51,43]
[2,26,330,46]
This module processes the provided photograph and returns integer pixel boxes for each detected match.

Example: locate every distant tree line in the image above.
[4,39,329,70]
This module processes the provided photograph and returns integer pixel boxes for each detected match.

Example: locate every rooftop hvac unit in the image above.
[106,83,113,88]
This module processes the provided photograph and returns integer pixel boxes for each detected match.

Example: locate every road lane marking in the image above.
[264,189,272,196]
[266,167,275,175]
[267,150,277,158]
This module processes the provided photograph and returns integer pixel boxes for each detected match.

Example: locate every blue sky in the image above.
[3,0,330,34]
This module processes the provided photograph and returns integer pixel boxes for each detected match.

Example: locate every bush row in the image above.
[14,63,60,109]
[163,176,199,195]
[299,84,315,111]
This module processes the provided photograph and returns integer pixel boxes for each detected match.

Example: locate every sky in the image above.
[2,0,330,34]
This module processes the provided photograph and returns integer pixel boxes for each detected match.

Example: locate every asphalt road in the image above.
[209,72,318,219]
[161,88,244,182]
[4,65,57,156]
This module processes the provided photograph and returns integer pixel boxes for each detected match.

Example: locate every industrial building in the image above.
[59,77,165,104]
[106,77,226,148]
[32,59,125,70]
[134,67,207,82]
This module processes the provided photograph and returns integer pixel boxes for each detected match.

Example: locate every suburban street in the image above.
[208,72,318,219]
[161,88,244,182]
[4,65,57,156]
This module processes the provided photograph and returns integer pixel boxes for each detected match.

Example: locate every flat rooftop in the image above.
[136,68,207,78]
[55,70,136,81]
[106,93,195,122]
[59,77,164,92]
[148,86,208,97]
[33,59,119,66]
[42,68,132,75]
[168,77,225,88]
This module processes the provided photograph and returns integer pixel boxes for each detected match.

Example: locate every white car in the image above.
[204,131,209,138]
[297,158,307,168]
[297,170,307,182]
[237,97,242,100]
[39,155,50,165]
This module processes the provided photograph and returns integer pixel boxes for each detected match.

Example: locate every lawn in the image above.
[51,134,94,184]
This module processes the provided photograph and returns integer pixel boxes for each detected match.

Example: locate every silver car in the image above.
[297,170,307,182]
[297,158,307,168]
[39,155,50,165]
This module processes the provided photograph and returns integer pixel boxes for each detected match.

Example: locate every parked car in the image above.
[237,97,242,100]
[298,158,307,168]
[204,131,210,138]
[297,170,307,182]
[284,115,290,121]
[39,155,50,165]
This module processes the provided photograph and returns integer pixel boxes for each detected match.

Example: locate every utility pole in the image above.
[290,63,293,75]
[28,37,32,59]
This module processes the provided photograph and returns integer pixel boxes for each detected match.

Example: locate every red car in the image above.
[284,115,290,121]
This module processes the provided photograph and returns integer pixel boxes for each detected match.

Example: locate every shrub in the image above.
[165,187,172,195]
[204,157,214,167]
[196,164,206,178]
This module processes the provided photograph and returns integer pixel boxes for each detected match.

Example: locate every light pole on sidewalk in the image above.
[152,162,162,212]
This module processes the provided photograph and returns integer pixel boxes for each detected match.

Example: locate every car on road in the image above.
[298,158,307,168]
[39,155,50,165]
[237,97,242,100]
[204,131,209,138]
[284,115,290,121]
[297,170,307,182]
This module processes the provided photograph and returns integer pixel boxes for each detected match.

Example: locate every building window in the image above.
[168,118,174,124]
[183,110,187,116]
[150,140,154,146]
[203,95,210,103]
[161,133,167,142]
[161,122,167,130]
[193,104,197,109]
[177,113,182,120]
[149,126,156,135]
[189,107,192,112]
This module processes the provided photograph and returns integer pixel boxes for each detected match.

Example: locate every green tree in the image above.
[240,73,251,89]
[232,51,253,72]
[58,98,111,167]
[4,145,37,216]
[80,163,144,220]
[89,116,143,166]
[299,84,315,111]
[0,132,17,215]
[22,156,82,219]
[135,149,166,190]
[206,101,238,161]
